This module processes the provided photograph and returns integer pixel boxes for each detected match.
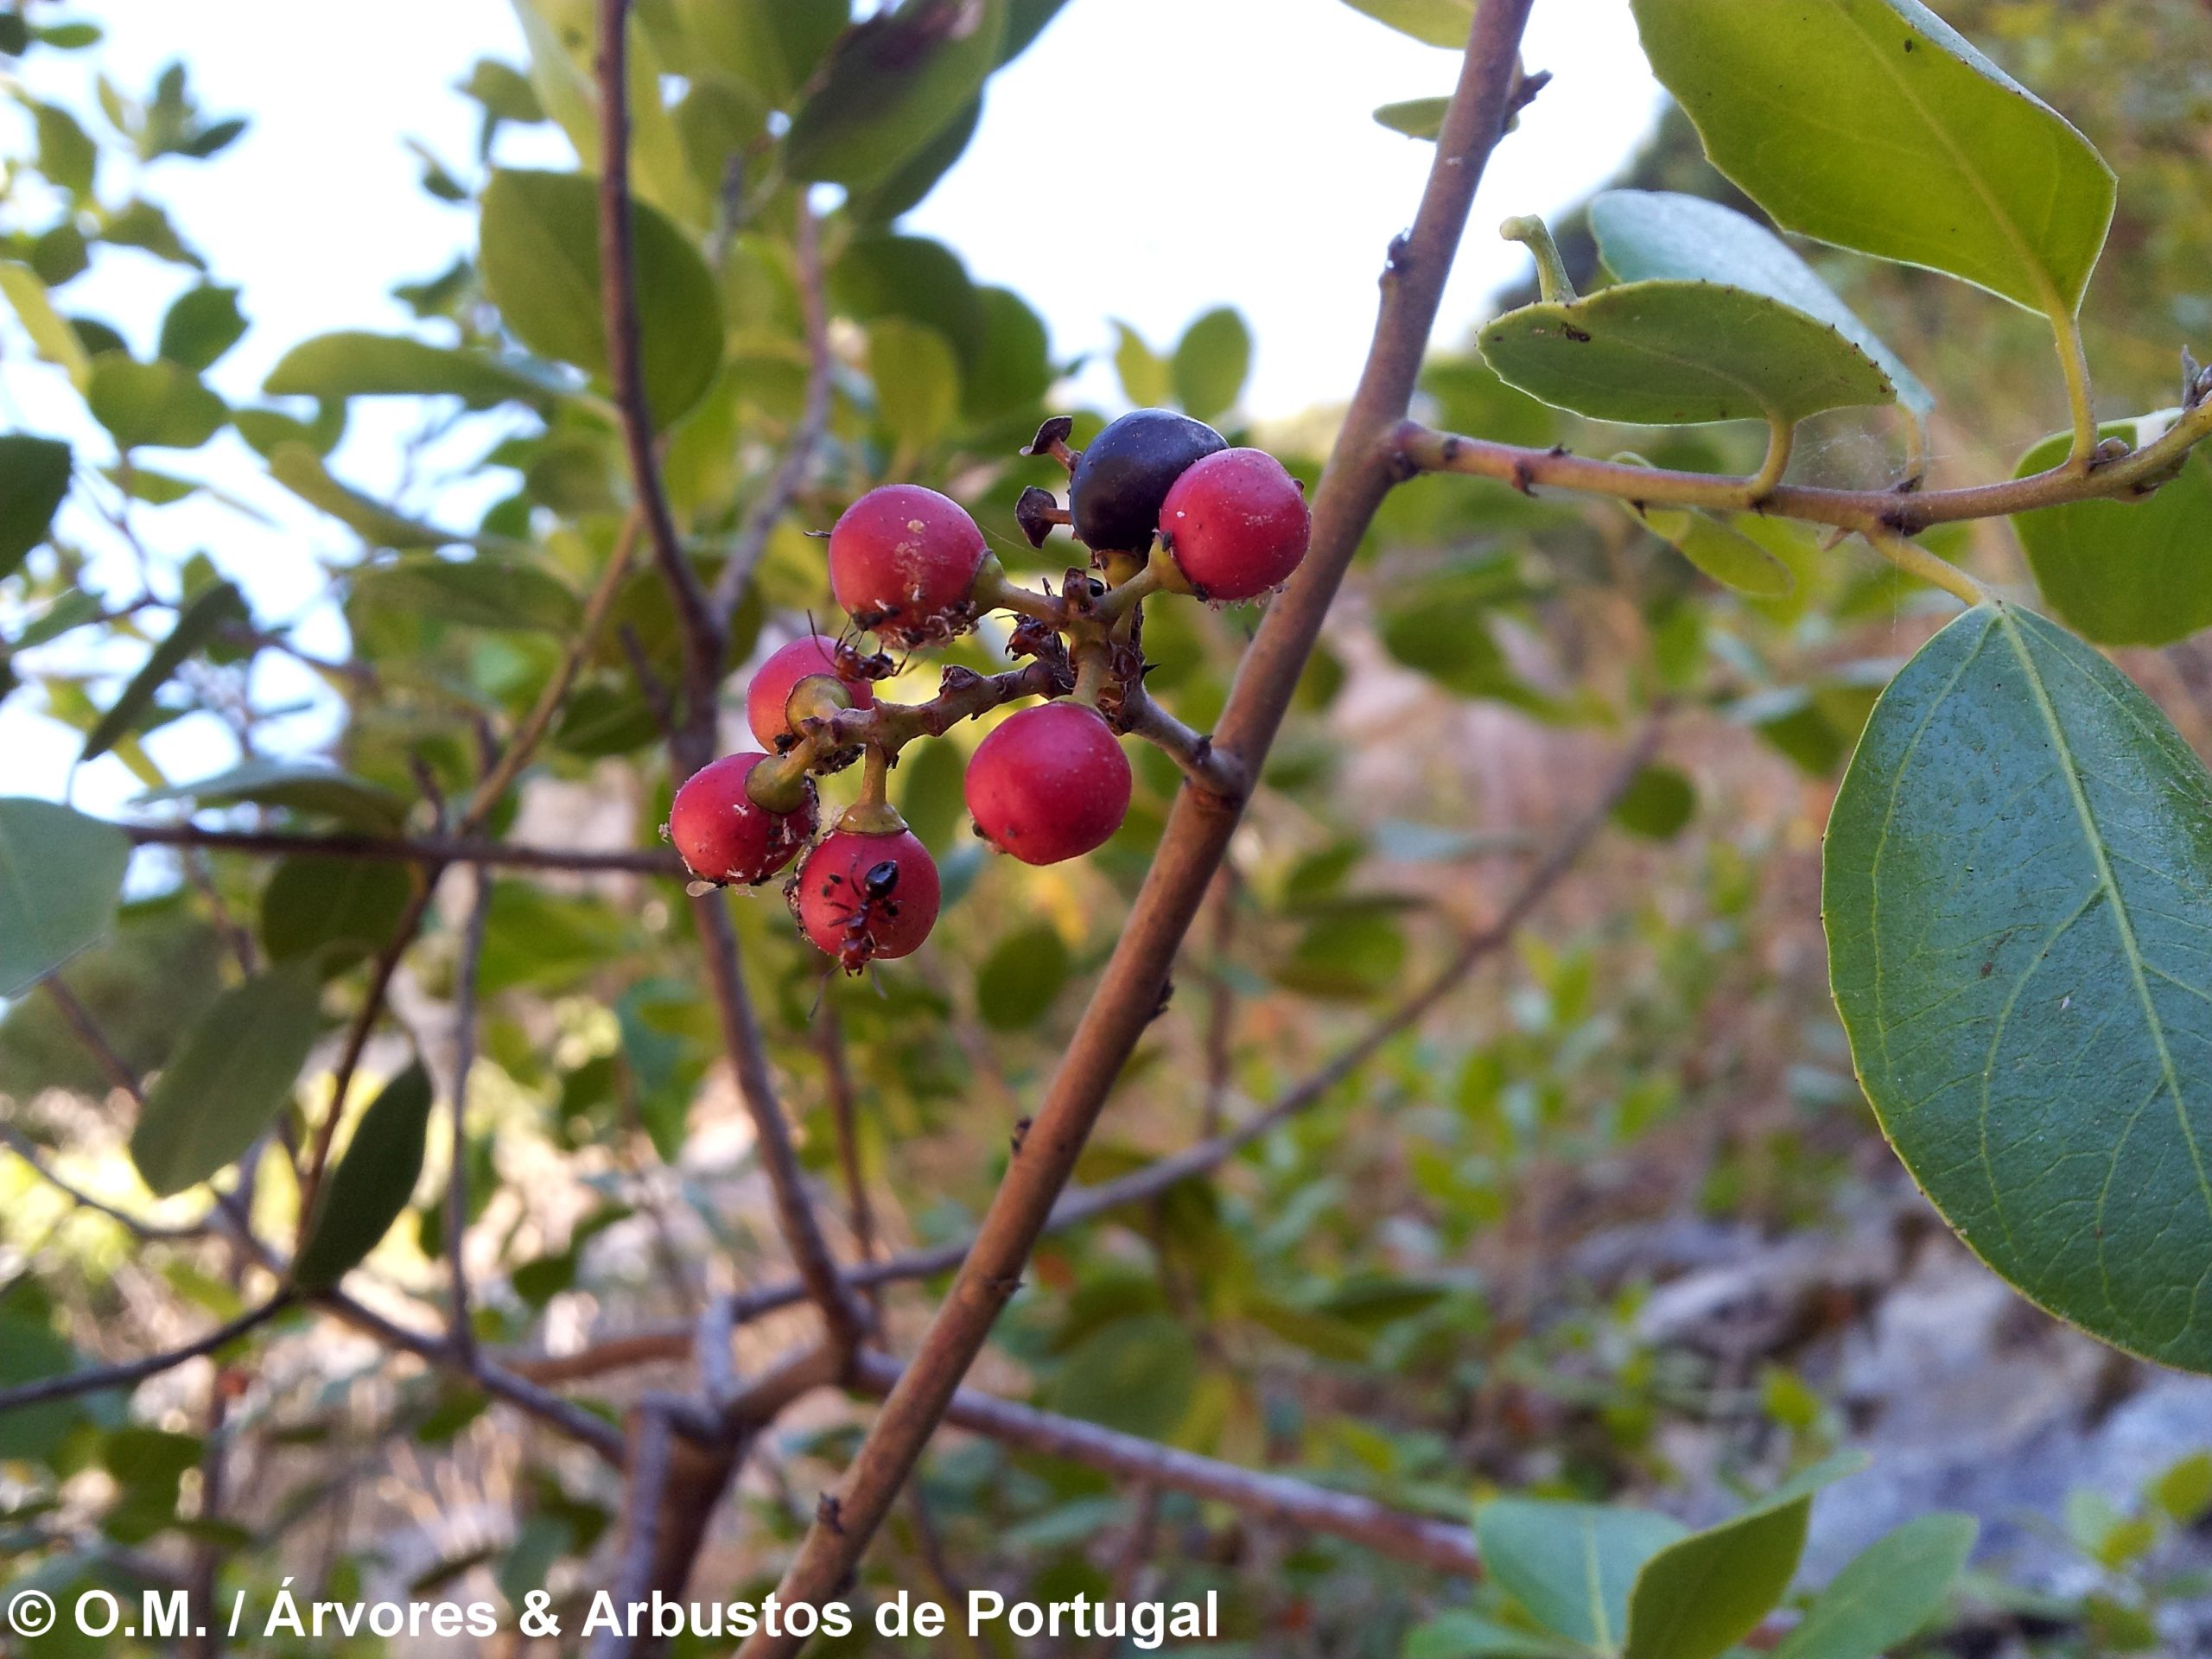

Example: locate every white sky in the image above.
[3,0,1662,815]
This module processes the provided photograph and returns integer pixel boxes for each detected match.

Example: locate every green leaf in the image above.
[2012,415,2212,647]
[1474,1499,1687,1652]
[1629,0,2115,316]
[0,262,92,388]
[1612,766,1696,839]
[673,0,847,107]
[868,319,960,449]
[130,963,323,1197]
[1338,0,1472,48]
[0,1316,86,1460]
[1770,1513,1976,1659]
[1479,282,1894,427]
[156,284,246,372]
[895,736,969,856]
[268,443,474,550]
[1111,321,1171,409]
[294,1062,435,1291]
[963,286,1052,422]
[258,857,414,971]
[1276,906,1408,1000]
[1375,97,1450,140]
[1643,500,1795,599]
[33,100,96,195]
[845,98,980,225]
[1824,603,2212,1370]
[786,0,1007,188]
[0,798,130,997]
[976,923,1071,1030]
[1403,1611,1585,1659]
[1589,191,1932,417]
[0,433,73,579]
[1624,1492,1812,1659]
[82,579,246,761]
[1049,1313,1198,1440]
[86,358,228,450]
[353,553,582,634]
[1172,306,1251,423]
[831,233,984,366]
[479,168,723,427]
[134,760,407,830]
[264,331,560,410]
[507,2,702,224]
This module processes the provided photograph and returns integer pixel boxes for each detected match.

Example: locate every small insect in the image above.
[813,858,905,976]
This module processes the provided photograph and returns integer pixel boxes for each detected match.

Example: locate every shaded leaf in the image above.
[1825,605,2212,1370]
[156,284,246,372]
[1612,766,1696,840]
[1475,1499,1687,1651]
[786,0,1007,187]
[868,319,959,448]
[0,433,72,580]
[674,0,847,107]
[294,1062,435,1291]
[135,760,408,830]
[264,331,561,410]
[82,579,246,761]
[1049,1313,1198,1440]
[1624,1491,1812,1659]
[976,923,1071,1030]
[1630,0,2115,315]
[1770,1512,1977,1659]
[353,554,582,634]
[0,798,131,997]
[86,358,228,450]
[258,857,414,970]
[130,963,323,1197]
[1172,306,1251,424]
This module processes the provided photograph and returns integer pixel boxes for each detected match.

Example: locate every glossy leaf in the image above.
[976,923,1071,1030]
[1474,1499,1686,1651]
[294,1062,434,1291]
[1338,0,1472,48]
[785,0,1007,188]
[1770,1512,1976,1659]
[479,168,723,426]
[1623,1491,1810,1659]
[0,261,93,386]
[82,579,246,761]
[1825,604,2212,1370]
[1630,0,2115,315]
[135,760,408,830]
[1480,282,1894,426]
[1590,191,1931,416]
[264,331,558,410]
[130,963,323,1196]
[0,798,131,997]
[1172,306,1251,423]
[2012,414,2212,647]
[0,433,73,580]
[87,358,228,449]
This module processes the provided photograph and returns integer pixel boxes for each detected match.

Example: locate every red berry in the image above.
[964,702,1132,865]
[791,827,941,969]
[1158,448,1310,601]
[667,753,817,887]
[746,633,877,752]
[828,484,988,647]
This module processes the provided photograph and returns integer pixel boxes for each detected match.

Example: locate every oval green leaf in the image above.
[1172,306,1252,424]
[2012,414,2212,647]
[258,857,415,972]
[130,963,323,1197]
[785,0,1007,188]
[0,433,73,580]
[1337,0,1473,48]
[1374,97,1450,140]
[264,331,560,410]
[976,922,1071,1030]
[0,798,130,997]
[87,358,228,451]
[293,1061,434,1292]
[1826,603,2212,1370]
[1770,1512,1976,1659]
[1629,0,2115,316]
[1474,1499,1687,1652]
[353,553,583,634]
[479,168,723,427]
[82,579,246,762]
[134,760,408,830]
[1479,281,1895,427]
[1590,191,1932,417]
[1624,1495,1809,1659]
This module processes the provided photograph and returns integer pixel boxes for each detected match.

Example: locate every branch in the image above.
[709,194,833,628]
[41,977,146,1103]
[738,7,1541,1632]
[597,0,722,723]
[2,1124,203,1242]
[849,1351,1478,1577]
[1394,392,2212,539]
[494,718,1656,1386]
[0,1294,295,1414]
[817,998,880,1306]
[122,823,683,876]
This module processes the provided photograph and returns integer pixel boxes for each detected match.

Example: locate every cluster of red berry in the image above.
[665,409,1310,972]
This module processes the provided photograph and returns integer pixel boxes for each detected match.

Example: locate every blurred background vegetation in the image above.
[3,1,2211,1654]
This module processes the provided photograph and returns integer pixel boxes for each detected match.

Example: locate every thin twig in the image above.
[850,1351,1479,1577]
[122,823,683,876]
[41,978,145,1101]
[3,1124,201,1242]
[0,1294,295,1414]
[817,997,880,1304]
[709,194,834,629]
[735,12,1540,1634]
[589,1405,677,1659]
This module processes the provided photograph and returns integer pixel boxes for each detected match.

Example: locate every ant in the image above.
[811,857,904,976]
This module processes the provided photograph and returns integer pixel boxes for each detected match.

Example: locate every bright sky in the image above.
[3,0,1662,816]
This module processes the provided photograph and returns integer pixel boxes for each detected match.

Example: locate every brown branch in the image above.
[737,10,1540,1636]
[1394,397,2212,537]
[849,1351,1479,1577]
[41,977,146,1102]
[709,195,833,628]
[491,718,1656,1386]
[2,1124,202,1242]
[598,0,721,720]
[0,1293,295,1413]
[122,823,683,875]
